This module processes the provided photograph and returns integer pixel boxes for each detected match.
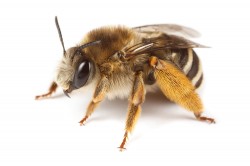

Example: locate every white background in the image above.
[0,0,250,165]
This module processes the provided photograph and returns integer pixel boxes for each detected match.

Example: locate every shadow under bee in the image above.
[92,90,193,124]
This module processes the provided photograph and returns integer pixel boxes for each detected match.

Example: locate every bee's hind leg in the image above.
[149,56,215,124]
[194,113,215,123]
[119,71,145,151]
[35,82,58,100]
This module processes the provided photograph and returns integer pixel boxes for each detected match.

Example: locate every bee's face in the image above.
[55,47,93,96]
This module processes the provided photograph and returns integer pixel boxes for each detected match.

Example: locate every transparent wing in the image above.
[133,24,201,38]
[125,34,208,57]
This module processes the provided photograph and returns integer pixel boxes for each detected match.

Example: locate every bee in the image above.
[36,16,215,151]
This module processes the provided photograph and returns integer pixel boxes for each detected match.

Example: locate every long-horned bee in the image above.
[36,17,215,151]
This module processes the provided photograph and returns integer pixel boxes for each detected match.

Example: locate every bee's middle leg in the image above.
[79,76,109,125]
[119,71,145,151]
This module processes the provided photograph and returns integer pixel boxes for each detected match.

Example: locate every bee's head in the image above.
[54,16,101,97]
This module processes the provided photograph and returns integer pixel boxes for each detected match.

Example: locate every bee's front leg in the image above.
[119,71,145,151]
[35,82,58,100]
[79,76,109,125]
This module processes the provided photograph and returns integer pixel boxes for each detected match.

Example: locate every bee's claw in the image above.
[198,116,216,124]
[118,146,127,152]
[79,122,85,126]
[79,116,88,126]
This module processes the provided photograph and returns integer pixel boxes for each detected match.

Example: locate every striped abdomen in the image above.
[171,48,203,89]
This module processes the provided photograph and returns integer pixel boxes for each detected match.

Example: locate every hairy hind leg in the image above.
[149,56,215,123]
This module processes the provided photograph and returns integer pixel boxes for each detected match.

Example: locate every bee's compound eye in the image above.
[73,61,91,88]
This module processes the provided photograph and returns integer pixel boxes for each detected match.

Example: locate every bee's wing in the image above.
[125,34,208,57]
[133,24,201,38]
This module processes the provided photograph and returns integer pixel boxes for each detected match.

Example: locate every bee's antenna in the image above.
[79,40,101,50]
[55,16,66,54]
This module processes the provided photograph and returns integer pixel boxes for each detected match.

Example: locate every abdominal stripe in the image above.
[172,49,203,88]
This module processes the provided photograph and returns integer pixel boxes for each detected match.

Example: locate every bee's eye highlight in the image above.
[73,61,91,88]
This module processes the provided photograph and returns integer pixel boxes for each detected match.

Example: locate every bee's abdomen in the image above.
[171,48,203,89]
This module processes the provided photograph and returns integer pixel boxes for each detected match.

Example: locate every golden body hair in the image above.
[36,18,215,151]
[81,26,135,64]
